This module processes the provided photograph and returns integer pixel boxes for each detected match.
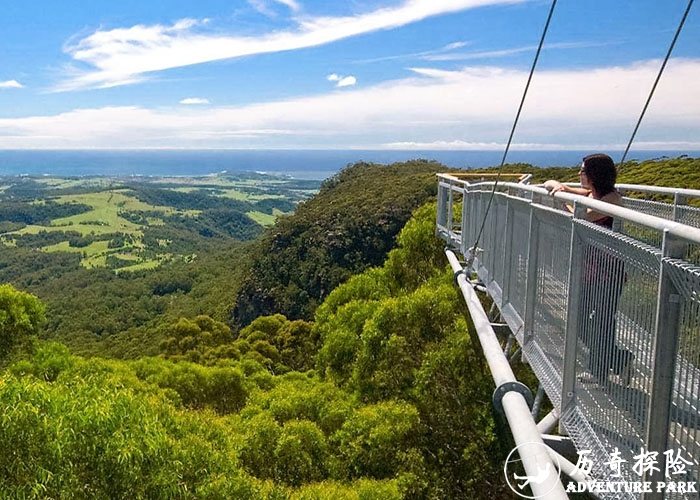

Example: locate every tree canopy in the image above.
[232,160,446,328]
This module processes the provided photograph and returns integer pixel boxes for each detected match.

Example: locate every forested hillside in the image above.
[0,202,514,499]
[232,160,446,328]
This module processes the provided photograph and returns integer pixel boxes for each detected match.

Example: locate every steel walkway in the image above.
[436,173,700,500]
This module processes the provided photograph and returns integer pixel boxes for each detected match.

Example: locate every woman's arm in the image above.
[543,180,590,196]
[543,180,590,214]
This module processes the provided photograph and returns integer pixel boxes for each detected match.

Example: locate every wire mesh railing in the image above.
[436,174,700,500]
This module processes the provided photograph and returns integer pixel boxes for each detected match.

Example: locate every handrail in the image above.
[612,183,700,199]
[441,172,534,184]
[438,174,700,245]
[549,181,700,199]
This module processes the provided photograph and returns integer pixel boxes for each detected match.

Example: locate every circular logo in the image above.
[504,442,561,499]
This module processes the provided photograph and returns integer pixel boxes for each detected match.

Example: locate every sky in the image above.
[0,0,698,151]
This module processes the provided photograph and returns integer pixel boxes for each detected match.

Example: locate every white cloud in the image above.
[0,80,23,89]
[443,41,469,51]
[336,76,357,87]
[56,0,523,91]
[180,97,210,105]
[327,73,356,87]
[2,58,699,150]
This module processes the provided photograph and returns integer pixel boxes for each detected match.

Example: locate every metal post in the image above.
[532,384,546,420]
[642,230,685,500]
[504,334,515,357]
[560,202,587,435]
[523,198,541,347]
[501,197,515,306]
[461,184,470,257]
[672,192,687,222]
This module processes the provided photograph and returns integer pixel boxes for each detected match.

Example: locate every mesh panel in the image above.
[561,405,638,500]
[676,204,700,229]
[506,208,531,313]
[491,197,508,287]
[664,260,700,498]
[623,197,674,221]
[528,212,571,407]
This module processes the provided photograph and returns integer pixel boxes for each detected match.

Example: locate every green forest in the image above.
[0,156,698,499]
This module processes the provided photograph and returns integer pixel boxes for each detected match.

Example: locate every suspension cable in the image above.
[465,0,558,267]
[619,0,694,169]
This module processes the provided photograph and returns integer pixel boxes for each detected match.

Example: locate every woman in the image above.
[544,152,623,225]
[546,153,632,385]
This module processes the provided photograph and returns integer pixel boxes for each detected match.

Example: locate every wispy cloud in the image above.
[248,0,301,17]
[274,0,301,12]
[180,97,210,105]
[356,40,471,64]
[0,80,23,89]
[55,0,523,92]
[3,58,699,150]
[424,41,617,61]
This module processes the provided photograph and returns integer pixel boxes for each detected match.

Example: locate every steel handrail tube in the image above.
[436,174,700,245]
[446,249,569,499]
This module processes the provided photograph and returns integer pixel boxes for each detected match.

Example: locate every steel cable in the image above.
[619,0,695,169]
[466,0,558,267]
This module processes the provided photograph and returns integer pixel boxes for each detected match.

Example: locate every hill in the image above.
[232,159,448,328]
[0,172,317,272]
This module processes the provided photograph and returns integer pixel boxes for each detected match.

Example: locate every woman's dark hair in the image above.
[582,153,616,196]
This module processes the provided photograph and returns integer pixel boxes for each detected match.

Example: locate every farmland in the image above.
[0,172,320,273]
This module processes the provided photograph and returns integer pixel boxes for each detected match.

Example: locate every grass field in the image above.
[0,173,319,272]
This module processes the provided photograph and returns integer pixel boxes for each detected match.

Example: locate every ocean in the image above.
[0,149,694,181]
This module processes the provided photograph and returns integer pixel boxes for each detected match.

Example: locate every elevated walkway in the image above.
[436,173,700,500]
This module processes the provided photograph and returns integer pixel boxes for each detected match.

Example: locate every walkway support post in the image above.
[560,202,586,435]
[642,230,685,500]
[446,249,569,499]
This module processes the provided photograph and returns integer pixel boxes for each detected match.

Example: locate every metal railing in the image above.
[436,173,700,500]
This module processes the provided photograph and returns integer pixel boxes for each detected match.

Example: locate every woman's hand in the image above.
[544,180,566,195]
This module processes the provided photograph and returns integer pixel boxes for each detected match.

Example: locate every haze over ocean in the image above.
[0,149,695,181]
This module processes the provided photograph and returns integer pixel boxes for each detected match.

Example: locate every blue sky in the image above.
[0,0,698,150]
